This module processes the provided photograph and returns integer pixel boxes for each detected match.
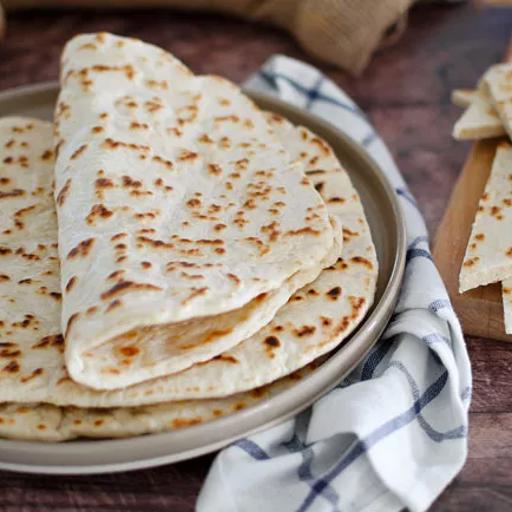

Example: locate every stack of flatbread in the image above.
[454,64,512,333]
[0,33,377,441]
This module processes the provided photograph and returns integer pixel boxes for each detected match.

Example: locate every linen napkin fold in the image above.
[196,56,472,512]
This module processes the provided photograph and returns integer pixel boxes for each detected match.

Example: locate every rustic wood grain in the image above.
[0,2,511,511]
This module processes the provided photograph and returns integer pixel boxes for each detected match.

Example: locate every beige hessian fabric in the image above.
[1,0,413,74]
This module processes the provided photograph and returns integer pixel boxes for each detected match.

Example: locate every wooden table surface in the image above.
[0,2,511,510]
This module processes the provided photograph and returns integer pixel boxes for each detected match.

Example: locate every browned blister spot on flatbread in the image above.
[264,336,280,348]
[463,256,480,267]
[152,155,173,170]
[102,138,150,153]
[130,121,149,131]
[100,281,162,301]
[260,221,281,242]
[105,299,122,312]
[137,236,174,250]
[32,334,64,350]
[2,360,19,373]
[211,354,238,364]
[78,42,97,51]
[67,238,95,259]
[198,133,213,144]
[0,189,25,200]
[314,182,324,194]
[350,256,374,270]
[293,325,316,337]
[286,227,321,237]
[178,150,198,162]
[207,163,221,176]
[146,79,169,90]
[186,198,201,208]
[244,237,270,255]
[49,292,62,301]
[94,176,114,198]
[326,286,342,300]
[65,277,77,293]
[491,206,504,220]
[108,270,125,281]
[171,417,202,429]
[181,286,209,305]
[118,345,140,358]
[64,312,80,339]
[0,348,21,358]
[86,204,114,225]
[56,178,72,207]
[41,149,53,161]
[20,367,43,383]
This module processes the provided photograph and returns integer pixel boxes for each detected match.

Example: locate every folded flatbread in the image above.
[55,33,335,390]
[460,142,512,292]
[0,113,376,420]
[452,85,505,140]
[484,63,512,141]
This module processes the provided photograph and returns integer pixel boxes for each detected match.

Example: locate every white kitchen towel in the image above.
[197,55,471,512]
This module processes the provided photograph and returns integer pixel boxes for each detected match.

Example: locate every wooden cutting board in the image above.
[433,138,512,341]
[433,40,512,342]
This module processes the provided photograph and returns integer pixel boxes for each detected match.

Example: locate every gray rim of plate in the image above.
[0,82,406,475]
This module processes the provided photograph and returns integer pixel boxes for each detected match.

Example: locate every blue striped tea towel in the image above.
[197,55,471,512]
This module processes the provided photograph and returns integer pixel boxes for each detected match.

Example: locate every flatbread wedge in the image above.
[55,33,335,390]
[452,86,505,140]
[460,142,512,292]
[484,63,512,140]
[502,280,512,334]
[451,89,476,109]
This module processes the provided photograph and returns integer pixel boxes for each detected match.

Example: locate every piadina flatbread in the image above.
[0,363,320,442]
[452,86,505,140]
[0,111,376,439]
[54,33,336,390]
[502,280,512,334]
[460,142,512,292]
[484,63,512,141]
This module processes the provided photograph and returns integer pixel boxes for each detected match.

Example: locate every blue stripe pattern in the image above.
[407,247,433,263]
[396,187,419,208]
[296,369,455,512]
[233,439,270,461]
[258,70,367,119]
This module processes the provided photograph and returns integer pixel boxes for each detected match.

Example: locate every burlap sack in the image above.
[0,0,414,74]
